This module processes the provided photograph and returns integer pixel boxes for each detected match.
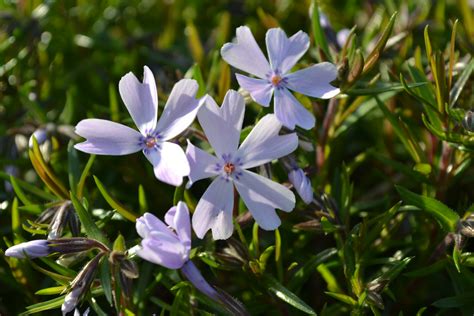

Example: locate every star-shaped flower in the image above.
[186,90,298,240]
[74,66,203,186]
[221,26,340,130]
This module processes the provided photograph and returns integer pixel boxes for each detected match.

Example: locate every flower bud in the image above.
[49,237,109,254]
[48,201,71,239]
[5,239,51,258]
[28,128,49,148]
[462,110,474,132]
[288,168,314,204]
[214,238,249,267]
[62,253,103,315]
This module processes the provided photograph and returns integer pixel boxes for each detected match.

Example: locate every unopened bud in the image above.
[214,238,249,267]
[120,258,139,279]
[5,239,51,259]
[48,201,71,239]
[288,168,314,204]
[462,110,474,132]
[28,128,48,148]
[62,253,103,315]
[49,237,109,254]
[366,291,384,309]
[293,219,322,231]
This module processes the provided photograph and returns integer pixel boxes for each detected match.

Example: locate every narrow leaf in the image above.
[396,186,460,232]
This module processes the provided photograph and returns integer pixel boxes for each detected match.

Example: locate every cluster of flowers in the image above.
[5,26,339,314]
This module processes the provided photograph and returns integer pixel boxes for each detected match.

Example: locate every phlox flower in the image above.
[135,202,246,313]
[221,26,340,130]
[186,90,298,240]
[135,202,191,269]
[74,66,203,186]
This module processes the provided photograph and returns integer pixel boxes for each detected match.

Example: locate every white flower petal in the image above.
[274,88,316,130]
[197,91,244,157]
[234,170,295,230]
[236,74,273,107]
[265,28,309,74]
[185,140,219,187]
[237,114,298,169]
[155,79,201,141]
[286,63,340,99]
[144,141,190,186]
[221,26,271,79]
[118,66,158,134]
[74,119,142,155]
[192,177,234,240]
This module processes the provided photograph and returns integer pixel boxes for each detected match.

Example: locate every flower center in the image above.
[145,136,158,148]
[271,75,282,86]
[223,163,235,175]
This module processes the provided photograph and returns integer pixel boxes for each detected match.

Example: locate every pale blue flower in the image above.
[135,202,247,314]
[221,26,340,130]
[74,66,203,186]
[186,90,298,240]
[135,202,191,269]
[5,239,50,258]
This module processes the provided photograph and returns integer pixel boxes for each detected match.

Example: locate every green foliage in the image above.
[0,0,473,315]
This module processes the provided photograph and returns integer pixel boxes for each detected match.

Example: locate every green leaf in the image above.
[35,286,66,295]
[0,172,56,201]
[67,141,81,195]
[94,176,138,222]
[288,248,338,291]
[432,292,474,308]
[77,154,95,200]
[362,12,397,74]
[324,291,357,306]
[403,259,448,278]
[109,82,120,122]
[396,186,460,232]
[29,137,69,199]
[173,183,185,206]
[138,184,148,214]
[310,0,332,62]
[449,58,473,107]
[100,258,113,306]
[70,192,108,245]
[21,295,65,315]
[10,175,33,206]
[264,275,317,315]
[375,96,425,163]
[258,246,275,272]
[345,82,427,96]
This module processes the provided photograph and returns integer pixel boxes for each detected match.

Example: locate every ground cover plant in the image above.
[0,0,473,315]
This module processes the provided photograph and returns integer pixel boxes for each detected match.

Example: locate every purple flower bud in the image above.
[288,168,313,204]
[62,286,82,315]
[29,128,49,148]
[61,254,103,315]
[5,239,50,259]
[336,29,351,48]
